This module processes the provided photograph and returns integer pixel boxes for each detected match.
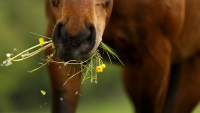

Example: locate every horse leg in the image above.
[45,22,81,113]
[46,62,81,113]
[122,37,171,113]
[162,64,181,113]
[173,51,200,113]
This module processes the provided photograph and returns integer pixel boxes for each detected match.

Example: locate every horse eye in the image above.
[105,1,111,7]
[51,0,60,7]
[96,1,111,8]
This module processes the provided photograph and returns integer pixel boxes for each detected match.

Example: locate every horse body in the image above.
[45,0,200,113]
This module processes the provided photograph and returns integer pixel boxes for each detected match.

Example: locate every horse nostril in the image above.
[79,24,96,54]
[52,21,64,46]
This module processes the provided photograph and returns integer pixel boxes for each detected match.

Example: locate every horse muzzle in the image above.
[52,21,96,62]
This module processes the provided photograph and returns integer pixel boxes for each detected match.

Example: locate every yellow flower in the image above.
[41,90,46,95]
[39,38,44,46]
[101,64,106,69]
[96,66,103,72]
[52,43,55,49]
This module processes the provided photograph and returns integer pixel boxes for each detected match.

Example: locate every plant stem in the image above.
[11,41,52,61]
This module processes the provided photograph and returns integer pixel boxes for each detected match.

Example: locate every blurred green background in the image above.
[1,1,200,113]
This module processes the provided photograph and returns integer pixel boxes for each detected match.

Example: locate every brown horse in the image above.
[44,0,200,113]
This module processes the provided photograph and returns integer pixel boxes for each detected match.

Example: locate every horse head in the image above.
[47,0,113,62]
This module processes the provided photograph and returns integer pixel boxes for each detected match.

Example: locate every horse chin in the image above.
[56,46,95,63]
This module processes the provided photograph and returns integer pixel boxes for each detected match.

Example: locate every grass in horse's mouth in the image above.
[1,32,123,85]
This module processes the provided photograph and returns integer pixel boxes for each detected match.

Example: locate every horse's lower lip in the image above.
[82,60,89,65]
[57,50,79,62]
